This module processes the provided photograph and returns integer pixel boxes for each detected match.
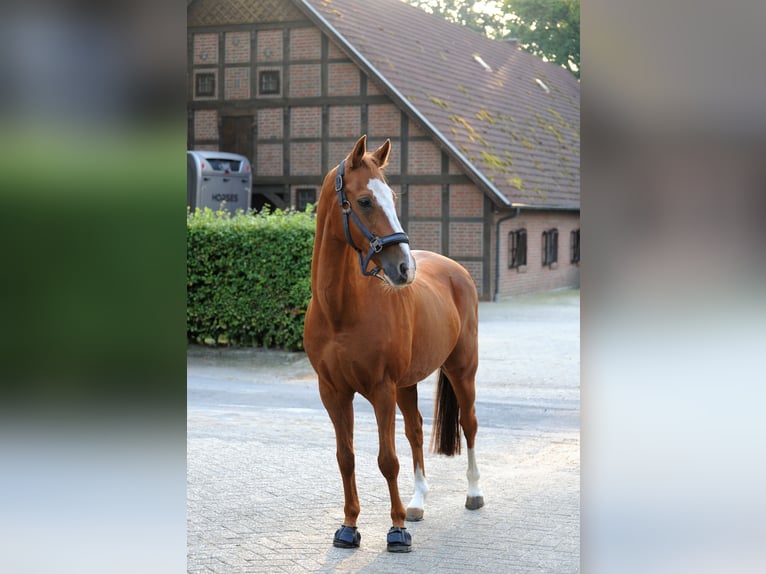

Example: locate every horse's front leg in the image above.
[372,382,412,552]
[396,384,429,522]
[318,380,361,548]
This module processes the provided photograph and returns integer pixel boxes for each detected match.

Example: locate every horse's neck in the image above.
[311,217,367,313]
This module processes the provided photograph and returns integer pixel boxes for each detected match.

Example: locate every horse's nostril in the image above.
[399,262,409,279]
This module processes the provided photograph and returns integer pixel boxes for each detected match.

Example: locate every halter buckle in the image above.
[370,237,383,253]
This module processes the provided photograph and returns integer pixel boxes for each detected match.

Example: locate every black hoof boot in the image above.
[465,495,485,510]
[333,525,361,548]
[386,526,412,553]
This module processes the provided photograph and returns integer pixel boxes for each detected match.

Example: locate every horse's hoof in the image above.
[405,507,424,522]
[386,526,412,553]
[333,525,361,548]
[465,495,485,510]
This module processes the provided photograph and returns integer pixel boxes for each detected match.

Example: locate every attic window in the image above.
[473,54,492,72]
[534,78,550,94]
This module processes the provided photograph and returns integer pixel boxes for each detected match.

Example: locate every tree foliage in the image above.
[404,0,510,38]
[504,0,580,78]
[404,0,579,78]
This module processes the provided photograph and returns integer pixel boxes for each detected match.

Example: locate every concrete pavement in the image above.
[187,288,580,573]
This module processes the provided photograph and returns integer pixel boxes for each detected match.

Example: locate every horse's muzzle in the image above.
[381,247,416,287]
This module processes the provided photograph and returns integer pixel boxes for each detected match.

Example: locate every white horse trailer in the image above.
[187,151,252,214]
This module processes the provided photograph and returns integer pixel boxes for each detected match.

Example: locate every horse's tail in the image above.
[430,369,462,456]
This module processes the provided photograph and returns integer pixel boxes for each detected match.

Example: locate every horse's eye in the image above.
[357,197,373,210]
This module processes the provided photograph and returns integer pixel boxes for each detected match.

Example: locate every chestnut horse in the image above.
[304,135,484,553]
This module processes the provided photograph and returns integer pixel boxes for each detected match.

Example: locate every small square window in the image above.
[259,70,280,95]
[195,72,216,98]
[296,188,316,211]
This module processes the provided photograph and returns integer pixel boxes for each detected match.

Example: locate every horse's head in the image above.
[332,135,416,287]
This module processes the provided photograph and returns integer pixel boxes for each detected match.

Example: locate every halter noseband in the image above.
[335,158,410,280]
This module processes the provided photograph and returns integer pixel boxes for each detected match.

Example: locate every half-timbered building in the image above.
[188,0,580,299]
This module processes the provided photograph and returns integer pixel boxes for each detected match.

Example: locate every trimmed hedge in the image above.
[187,208,315,350]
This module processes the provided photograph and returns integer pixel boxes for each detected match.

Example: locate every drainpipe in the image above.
[494,207,521,302]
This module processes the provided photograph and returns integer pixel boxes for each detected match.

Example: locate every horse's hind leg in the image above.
[444,354,485,510]
[318,379,361,547]
[396,384,429,521]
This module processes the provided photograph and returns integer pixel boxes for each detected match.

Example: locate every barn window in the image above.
[570,229,580,264]
[296,188,316,211]
[259,70,280,95]
[508,229,527,269]
[195,72,216,98]
[542,228,559,267]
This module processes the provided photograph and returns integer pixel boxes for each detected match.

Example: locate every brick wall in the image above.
[224,67,250,99]
[290,107,321,139]
[449,222,483,258]
[408,221,441,252]
[449,184,483,217]
[225,32,250,63]
[327,63,360,96]
[494,210,580,298]
[194,110,218,140]
[408,140,441,174]
[193,33,218,64]
[257,108,282,140]
[256,144,283,176]
[289,27,321,60]
[289,64,321,98]
[367,80,384,96]
[327,40,346,60]
[328,106,360,138]
[257,30,282,61]
[409,121,427,138]
[409,185,441,217]
[290,141,321,175]
[368,104,400,138]
[328,141,350,167]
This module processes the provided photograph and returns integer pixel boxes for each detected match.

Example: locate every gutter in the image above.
[494,207,521,302]
[295,0,511,209]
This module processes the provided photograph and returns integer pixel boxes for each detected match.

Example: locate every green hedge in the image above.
[187,208,315,350]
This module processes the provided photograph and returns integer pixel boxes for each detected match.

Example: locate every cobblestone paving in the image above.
[188,289,580,573]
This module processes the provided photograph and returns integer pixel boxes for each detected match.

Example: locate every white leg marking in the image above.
[407,465,429,510]
[466,447,483,498]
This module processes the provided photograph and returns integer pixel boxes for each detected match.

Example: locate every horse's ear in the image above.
[371,139,391,168]
[350,135,367,168]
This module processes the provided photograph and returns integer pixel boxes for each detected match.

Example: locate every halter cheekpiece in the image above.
[335,158,410,279]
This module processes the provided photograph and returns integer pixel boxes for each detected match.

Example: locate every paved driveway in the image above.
[187,289,580,573]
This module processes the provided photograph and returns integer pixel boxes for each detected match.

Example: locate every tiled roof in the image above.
[297,0,579,210]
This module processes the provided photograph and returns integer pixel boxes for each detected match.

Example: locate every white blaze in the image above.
[366,178,415,277]
[367,178,405,233]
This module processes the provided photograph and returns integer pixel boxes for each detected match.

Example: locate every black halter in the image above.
[335,158,410,279]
